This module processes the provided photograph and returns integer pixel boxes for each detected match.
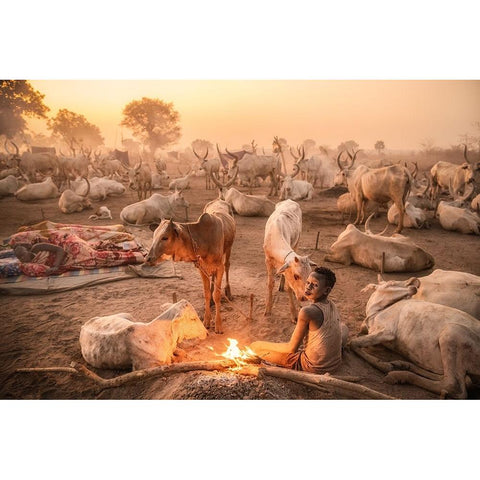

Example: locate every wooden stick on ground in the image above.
[16,360,394,399]
[249,293,255,321]
[259,365,396,400]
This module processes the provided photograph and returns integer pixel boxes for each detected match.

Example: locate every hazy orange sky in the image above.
[28,80,480,151]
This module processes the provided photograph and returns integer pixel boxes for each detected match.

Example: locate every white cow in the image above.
[168,171,194,191]
[387,202,429,229]
[71,176,125,200]
[264,199,315,321]
[324,215,435,272]
[350,279,480,399]
[336,192,380,222]
[79,300,208,370]
[0,175,20,198]
[120,191,190,225]
[376,269,480,319]
[14,177,59,201]
[436,201,480,235]
[58,178,92,214]
[279,175,314,201]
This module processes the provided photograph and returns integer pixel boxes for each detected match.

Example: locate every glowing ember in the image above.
[217,338,256,368]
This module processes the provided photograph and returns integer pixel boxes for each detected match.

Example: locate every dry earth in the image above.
[1,175,479,400]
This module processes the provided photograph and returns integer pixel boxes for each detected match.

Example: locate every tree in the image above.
[191,139,213,155]
[337,140,359,152]
[0,80,49,139]
[47,109,104,153]
[121,97,181,152]
[374,140,385,155]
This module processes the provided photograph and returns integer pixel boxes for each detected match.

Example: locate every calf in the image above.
[79,300,208,370]
[350,279,480,399]
[120,191,190,226]
[145,198,236,334]
[324,215,434,272]
[263,199,315,321]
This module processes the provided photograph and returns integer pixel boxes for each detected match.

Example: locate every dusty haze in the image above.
[27,80,480,151]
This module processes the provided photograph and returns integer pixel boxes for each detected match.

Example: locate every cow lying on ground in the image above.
[71,176,125,200]
[0,175,20,198]
[336,192,380,222]
[387,201,429,229]
[120,190,190,226]
[79,300,208,370]
[210,169,275,217]
[58,178,92,214]
[375,269,480,319]
[279,172,314,201]
[14,176,59,201]
[145,198,236,334]
[436,198,480,235]
[263,199,315,321]
[350,278,480,399]
[324,214,435,272]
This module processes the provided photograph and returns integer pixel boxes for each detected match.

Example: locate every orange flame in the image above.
[217,338,256,368]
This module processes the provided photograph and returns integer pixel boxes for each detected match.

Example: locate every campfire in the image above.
[212,338,257,368]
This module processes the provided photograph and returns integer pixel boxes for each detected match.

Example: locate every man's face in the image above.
[304,273,331,301]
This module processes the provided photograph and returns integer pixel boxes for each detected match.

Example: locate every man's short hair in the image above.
[312,266,336,289]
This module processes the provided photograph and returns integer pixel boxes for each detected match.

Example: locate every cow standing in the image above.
[263,199,315,322]
[145,198,236,334]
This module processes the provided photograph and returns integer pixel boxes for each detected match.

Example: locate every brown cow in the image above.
[145,197,236,334]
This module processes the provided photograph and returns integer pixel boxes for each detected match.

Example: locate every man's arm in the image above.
[31,243,67,270]
[250,307,312,356]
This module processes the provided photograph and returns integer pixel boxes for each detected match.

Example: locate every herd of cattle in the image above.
[2,138,480,398]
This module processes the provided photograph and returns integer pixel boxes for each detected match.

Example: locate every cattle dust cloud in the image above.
[27,80,480,152]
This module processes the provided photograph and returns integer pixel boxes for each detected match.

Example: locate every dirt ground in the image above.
[1,175,479,400]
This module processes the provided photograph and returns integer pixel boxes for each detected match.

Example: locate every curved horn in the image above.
[192,147,208,161]
[210,165,238,189]
[216,143,230,170]
[457,182,475,203]
[365,213,389,236]
[225,147,240,161]
[412,161,418,179]
[349,149,361,168]
[4,139,12,154]
[463,143,472,164]
[298,145,305,162]
[82,177,90,197]
[291,163,301,178]
[336,151,345,170]
[5,140,20,156]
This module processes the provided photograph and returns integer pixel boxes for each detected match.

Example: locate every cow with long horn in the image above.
[127,158,152,200]
[223,145,281,196]
[58,177,92,213]
[193,147,224,190]
[334,148,413,234]
[210,166,275,217]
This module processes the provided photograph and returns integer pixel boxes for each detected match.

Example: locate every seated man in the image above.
[250,266,348,374]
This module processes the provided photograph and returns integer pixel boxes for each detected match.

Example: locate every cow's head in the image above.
[277,254,317,301]
[170,189,190,209]
[361,275,419,324]
[280,176,293,200]
[145,219,180,265]
[333,150,358,186]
